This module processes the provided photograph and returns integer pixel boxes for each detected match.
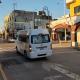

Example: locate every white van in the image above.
[15,28,52,59]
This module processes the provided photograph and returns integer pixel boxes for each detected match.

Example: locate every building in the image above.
[66,0,80,48]
[0,27,2,38]
[4,10,52,40]
[4,15,10,39]
[4,10,37,39]
[50,15,71,42]
[0,27,5,39]
[50,0,80,48]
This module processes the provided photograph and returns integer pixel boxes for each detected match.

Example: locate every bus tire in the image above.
[16,46,19,54]
[24,50,27,57]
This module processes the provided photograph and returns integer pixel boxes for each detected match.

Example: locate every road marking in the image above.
[42,62,80,80]
[0,64,8,80]
[44,75,63,80]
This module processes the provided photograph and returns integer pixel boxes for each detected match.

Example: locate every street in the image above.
[0,42,80,80]
[0,71,4,80]
[0,0,80,80]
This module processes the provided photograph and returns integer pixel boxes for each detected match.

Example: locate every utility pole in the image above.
[43,6,51,36]
[64,0,67,42]
[33,11,35,29]
[43,6,50,28]
[13,2,16,11]
[12,0,17,39]
[56,0,67,42]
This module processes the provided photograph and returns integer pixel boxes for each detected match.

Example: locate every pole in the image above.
[13,1,17,39]
[65,28,67,41]
[64,0,67,42]
[33,11,35,29]
[64,0,66,17]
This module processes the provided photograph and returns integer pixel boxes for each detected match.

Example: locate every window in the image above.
[31,34,50,44]
[18,35,29,42]
[74,5,80,14]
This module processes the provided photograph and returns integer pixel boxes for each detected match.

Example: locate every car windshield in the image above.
[31,34,50,44]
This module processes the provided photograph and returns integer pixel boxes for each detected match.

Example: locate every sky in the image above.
[0,0,69,29]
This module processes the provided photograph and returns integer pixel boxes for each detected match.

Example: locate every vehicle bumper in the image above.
[28,50,52,59]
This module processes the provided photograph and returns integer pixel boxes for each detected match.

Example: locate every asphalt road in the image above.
[0,43,80,80]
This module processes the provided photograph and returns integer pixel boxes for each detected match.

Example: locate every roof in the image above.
[17,30,29,35]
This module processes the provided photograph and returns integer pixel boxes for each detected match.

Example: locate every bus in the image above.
[15,28,52,59]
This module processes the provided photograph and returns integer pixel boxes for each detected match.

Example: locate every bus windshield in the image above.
[31,34,50,44]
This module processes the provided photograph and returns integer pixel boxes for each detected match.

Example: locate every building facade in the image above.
[66,0,80,48]
[4,15,10,39]
[4,10,52,40]
[50,0,80,48]
[50,15,71,42]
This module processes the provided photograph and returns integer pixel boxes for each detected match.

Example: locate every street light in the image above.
[43,6,52,36]
[57,0,67,41]
[64,0,66,16]
[43,6,49,16]
[63,0,67,42]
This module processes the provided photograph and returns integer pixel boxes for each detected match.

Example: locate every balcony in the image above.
[66,0,75,4]
[66,0,75,9]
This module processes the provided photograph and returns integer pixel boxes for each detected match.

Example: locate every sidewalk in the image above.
[52,41,71,48]
[0,38,15,43]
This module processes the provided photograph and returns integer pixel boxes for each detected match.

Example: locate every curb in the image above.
[73,47,80,51]
[0,64,14,80]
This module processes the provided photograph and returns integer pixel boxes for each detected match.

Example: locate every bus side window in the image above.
[18,35,29,42]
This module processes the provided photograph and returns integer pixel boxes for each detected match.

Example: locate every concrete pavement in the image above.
[52,41,71,48]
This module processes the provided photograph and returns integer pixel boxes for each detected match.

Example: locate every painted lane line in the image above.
[44,75,63,80]
[51,65,80,80]
[0,64,8,80]
[42,62,80,80]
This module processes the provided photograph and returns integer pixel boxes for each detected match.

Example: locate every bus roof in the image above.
[31,28,49,35]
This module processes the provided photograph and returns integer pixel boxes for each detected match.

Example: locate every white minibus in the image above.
[15,28,52,59]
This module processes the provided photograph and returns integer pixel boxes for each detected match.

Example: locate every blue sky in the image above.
[0,0,69,28]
